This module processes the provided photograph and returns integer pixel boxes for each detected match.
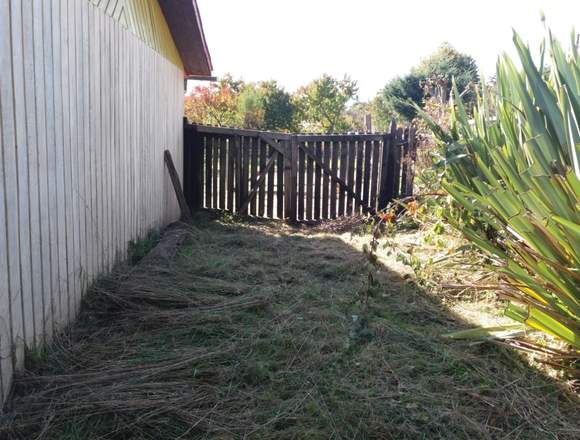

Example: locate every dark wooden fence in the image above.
[183,122,416,222]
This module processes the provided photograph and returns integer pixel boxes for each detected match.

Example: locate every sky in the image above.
[194,0,580,101]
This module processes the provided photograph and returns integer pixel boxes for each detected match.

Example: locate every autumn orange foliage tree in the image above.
[184,82,241,127]
[184,74,359,132]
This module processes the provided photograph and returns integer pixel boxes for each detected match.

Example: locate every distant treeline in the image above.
[184,43,479,133]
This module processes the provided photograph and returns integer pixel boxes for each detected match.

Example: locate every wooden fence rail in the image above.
[183,122,416,222]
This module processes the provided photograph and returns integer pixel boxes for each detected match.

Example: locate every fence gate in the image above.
[183,123,416,222]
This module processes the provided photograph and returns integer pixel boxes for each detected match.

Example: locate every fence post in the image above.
[400,127,410,198]
[195,126,204,211]
[403,127,416,197]
[284,135,297,221]
[183,122,203,212]
[378,133,391,210]
[183,121,193,209]
[392,126,403,200]
[183,120,191,207]
[378,120,397,209]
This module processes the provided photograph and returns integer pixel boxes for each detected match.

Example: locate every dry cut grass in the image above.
[1,212,578,439]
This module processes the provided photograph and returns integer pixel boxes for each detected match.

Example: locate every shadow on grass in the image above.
[1,211,578,440]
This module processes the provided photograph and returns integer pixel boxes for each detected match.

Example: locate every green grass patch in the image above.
[2,214,578,439]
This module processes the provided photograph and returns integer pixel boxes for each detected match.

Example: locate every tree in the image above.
[344,101,373,132]
[294,74,358,133]
[375,73,424,123]
[238,85,264,129]
[218,73,245,94]
[235,81,297,131]
[414,42,479,104]
[184,74,361,133]
[257,81,296,131]
[184,81,240,127]
[375,44,479,123]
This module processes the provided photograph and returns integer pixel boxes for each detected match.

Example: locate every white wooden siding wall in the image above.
[0,0,184,403]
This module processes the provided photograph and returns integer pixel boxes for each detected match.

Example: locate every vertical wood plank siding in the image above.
[0,0,184,403]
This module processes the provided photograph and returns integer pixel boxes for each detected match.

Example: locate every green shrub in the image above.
[423,30,579,348]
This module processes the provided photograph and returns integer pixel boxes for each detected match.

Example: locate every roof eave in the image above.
[159,0,213,77]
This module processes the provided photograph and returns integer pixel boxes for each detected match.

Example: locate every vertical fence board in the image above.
[227,137,235,211]
[393,128,403,199]
[329,141,338,219]
[219,136,226,210]
[403,127,416,197]
[183,125,192,209]
[267,145,275,218]
[184,126,203,211]
[289,136,298,221]
[205,136,212,208]
[346,140,354,215]
[204,136,209,208]
[305,144,314,220]
[400,128,409,198]
[241,136,250,213]
[362,140,372,208]
[258,139,266,216]
[380,121,397,207]
[249,137,258,215]
[276,150,284,219]
[355,140,363,215]
[211,136,218,209]
[338,141,347,216]
[297,146,305,220]
[314,142,330,219]
[283,138,292,220]
[235,135,243,212]
[370,140,380,212]
[378,136,390,209]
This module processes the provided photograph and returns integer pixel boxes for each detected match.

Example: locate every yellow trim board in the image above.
[89,0,184,70]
